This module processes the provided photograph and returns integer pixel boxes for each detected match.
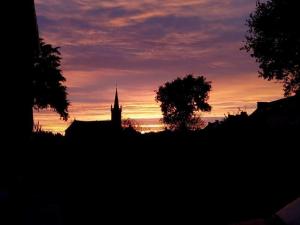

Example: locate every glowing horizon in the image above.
[34,0,284,133]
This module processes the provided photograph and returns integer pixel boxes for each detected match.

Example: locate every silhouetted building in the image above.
[250,95,300,129]
[5,0,40,141]
[111,88,122,129]
[204,95,300,131]
[65,88,122,139]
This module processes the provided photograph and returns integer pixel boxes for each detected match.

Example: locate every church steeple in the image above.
[114,87,119,109]
[111,87,122,129]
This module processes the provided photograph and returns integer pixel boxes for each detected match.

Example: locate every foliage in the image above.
[243,0,300,96]
[33,39,69,120]
[156,74,211,131]
[122,118,140,130]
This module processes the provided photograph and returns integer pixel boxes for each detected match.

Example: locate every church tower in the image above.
[111,88,122,129]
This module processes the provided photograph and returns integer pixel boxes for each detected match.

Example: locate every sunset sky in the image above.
[34,0,283,133]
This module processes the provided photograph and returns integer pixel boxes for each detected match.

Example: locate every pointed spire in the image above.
[114,87,119,109]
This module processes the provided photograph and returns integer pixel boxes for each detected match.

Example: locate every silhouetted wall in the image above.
[4,0,39,141]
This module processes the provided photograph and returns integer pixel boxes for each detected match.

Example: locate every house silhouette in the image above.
[250,94,300,129]
[205,94,300,131]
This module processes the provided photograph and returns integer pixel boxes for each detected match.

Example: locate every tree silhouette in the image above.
[156,74,211,131]
[122,118,140,130]
[243,0,300,96]
[33,39,69,120]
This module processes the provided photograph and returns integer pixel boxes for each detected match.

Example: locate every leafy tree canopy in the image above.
[156,74,211,131]
[243,0,300,96]
[33,39,69,120]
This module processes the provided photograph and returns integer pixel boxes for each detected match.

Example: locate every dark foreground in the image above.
[1,127,299,225]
